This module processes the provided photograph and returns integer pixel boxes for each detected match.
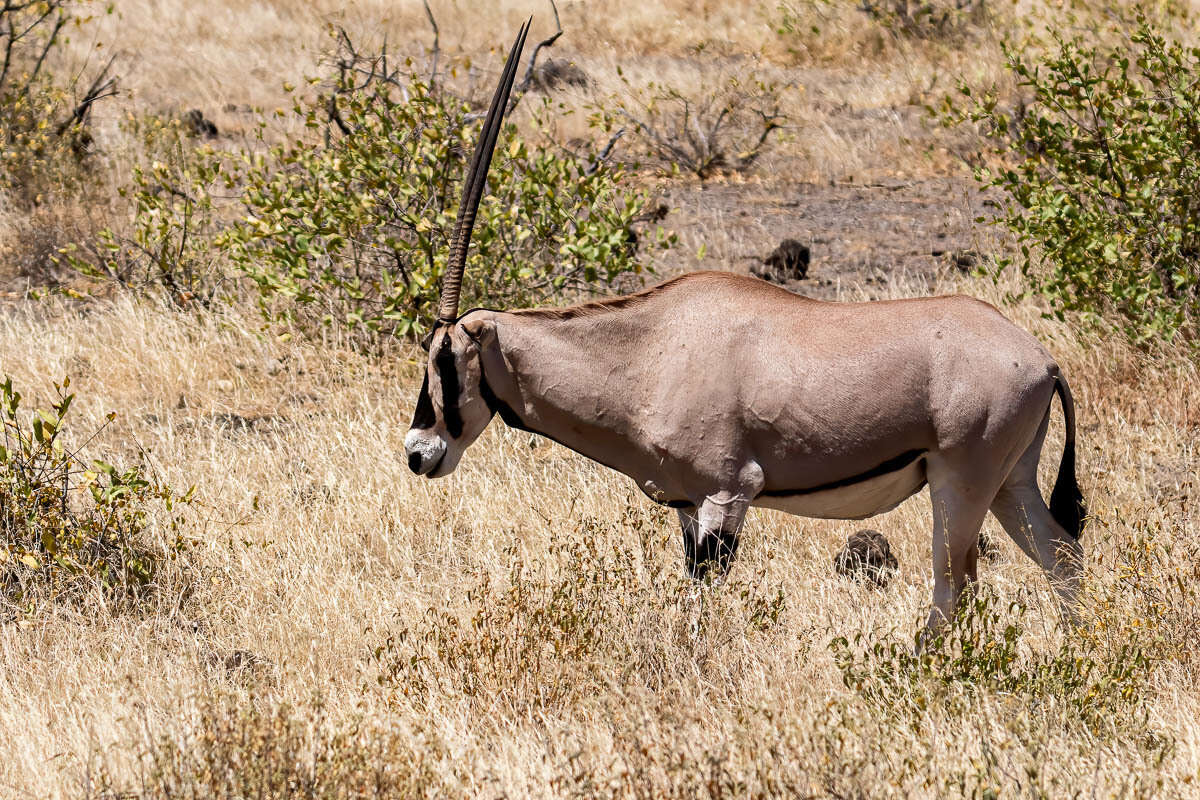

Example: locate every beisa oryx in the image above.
[404,21,1086,631]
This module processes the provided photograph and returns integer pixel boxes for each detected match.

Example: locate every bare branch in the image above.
[508,0,563,112]
[20,4,64,92]
[423,0,440,87]
[585,127,625,175]
[54,53,117,137]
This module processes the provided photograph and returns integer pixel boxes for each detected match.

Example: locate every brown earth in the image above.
[659,176,999,298]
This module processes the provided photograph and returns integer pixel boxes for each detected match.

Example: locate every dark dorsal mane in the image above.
[506,273,697,321]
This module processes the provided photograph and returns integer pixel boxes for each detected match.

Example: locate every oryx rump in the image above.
[404,21,1086,631]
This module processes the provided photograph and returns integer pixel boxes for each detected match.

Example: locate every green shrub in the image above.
[65,30,672,343]
[952,20,1200,343]
[831,589,1154,737]
[0,376,194,610]
[216,34,671,343]
[61,115,226,306]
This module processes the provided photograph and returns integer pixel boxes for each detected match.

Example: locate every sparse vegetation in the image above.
[612,66,787,180]
[62,114,227,306]
[0,375,194,612]
[0,0,115,207]
[373,507,785,717]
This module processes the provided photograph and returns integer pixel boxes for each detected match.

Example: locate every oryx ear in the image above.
[461,317,495,345]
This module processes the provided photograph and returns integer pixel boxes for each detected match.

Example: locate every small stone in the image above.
[752,239,810,284]
[977,529,998,561]
[532,58,589,91]
[834,529,898,588]
[183,108,218,139]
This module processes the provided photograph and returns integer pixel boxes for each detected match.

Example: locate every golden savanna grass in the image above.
[2,0,1200,797]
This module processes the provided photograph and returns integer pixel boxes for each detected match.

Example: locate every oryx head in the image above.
[405,20,529,478]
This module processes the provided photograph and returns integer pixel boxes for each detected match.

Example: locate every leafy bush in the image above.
[62,115,226,306]
[215,34,670,343]
[0,376,194,610]
[953,21,1200,342]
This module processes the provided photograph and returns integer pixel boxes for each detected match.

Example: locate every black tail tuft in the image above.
[1049,375,1087,539]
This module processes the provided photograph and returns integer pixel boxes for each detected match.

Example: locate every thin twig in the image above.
[423,0,440,87]
[508,0,563,112]
[53,53,117,137]
[585,127,625,175]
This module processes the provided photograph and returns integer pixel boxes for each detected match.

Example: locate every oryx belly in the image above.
[754,450,927,520]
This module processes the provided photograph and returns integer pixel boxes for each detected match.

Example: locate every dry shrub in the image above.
[1087,503,1200,679]
[0,0,111,208]
[373,503,786,718]
[772,0,994,66]
[610,64,789,180]
[0,200,112,290]
[93,693,461,800]
[0,0,118,291]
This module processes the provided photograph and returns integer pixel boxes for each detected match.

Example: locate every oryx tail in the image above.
[1049,375,1086,540]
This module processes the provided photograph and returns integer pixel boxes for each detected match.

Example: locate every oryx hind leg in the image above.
[676,492,749,582]
[924,461,996,632]
[988,409,1083,619]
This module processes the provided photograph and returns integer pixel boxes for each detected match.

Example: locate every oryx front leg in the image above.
[677,492,750,582]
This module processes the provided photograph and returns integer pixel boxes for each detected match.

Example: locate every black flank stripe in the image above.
[410,373,436,430]
[759,449,926,498]
[436,336,464,438]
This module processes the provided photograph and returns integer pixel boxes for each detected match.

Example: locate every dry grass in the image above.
[0,266,1195,797]
[2,0,1200,797]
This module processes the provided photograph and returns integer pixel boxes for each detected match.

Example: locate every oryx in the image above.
[404,21,1086,630]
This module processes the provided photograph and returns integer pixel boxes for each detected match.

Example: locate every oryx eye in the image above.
[420,329,435,352]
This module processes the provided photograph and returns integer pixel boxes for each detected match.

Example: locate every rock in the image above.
[932,248,980,272]
[532,58,589,91]
[752,238,810,283]
[951,249,979,271]
[183,108,218,139]
[834,529,898,588]
[977,529,998,561]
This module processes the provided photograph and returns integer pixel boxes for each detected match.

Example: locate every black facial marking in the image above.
[410,373,436,430]
[435,335,463,438]
[758,449,927,498]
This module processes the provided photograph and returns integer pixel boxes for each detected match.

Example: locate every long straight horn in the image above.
[436,19,531,324]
